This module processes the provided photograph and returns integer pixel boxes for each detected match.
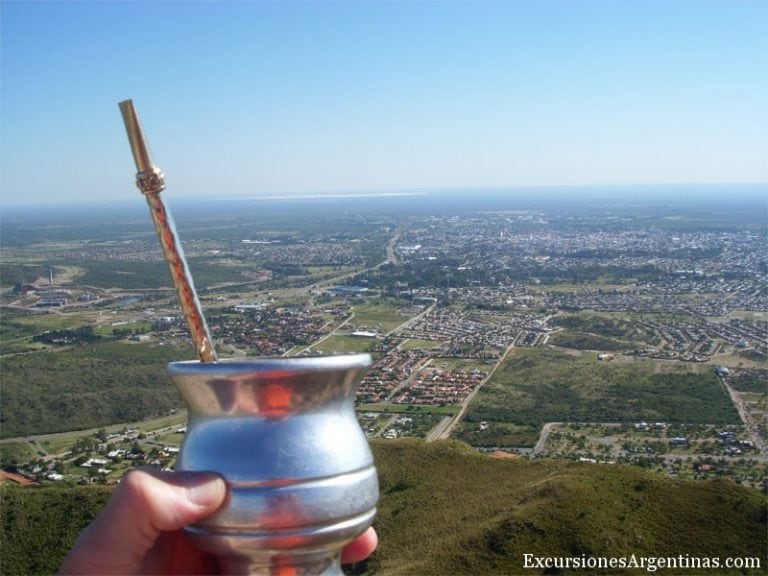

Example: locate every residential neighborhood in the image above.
[2,196,765,490]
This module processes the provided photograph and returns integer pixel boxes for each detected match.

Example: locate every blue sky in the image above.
[1,0,766,205]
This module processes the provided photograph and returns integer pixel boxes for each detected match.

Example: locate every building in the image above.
[329,285,369,294]
[11,283,37,295]
[714,366,730,377]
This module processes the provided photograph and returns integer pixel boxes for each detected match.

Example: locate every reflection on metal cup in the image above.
[167,354,378,575]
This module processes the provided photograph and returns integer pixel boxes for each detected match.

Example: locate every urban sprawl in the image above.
[2,202,766,488]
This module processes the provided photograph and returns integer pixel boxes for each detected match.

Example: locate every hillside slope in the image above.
[361,440,766,575]
[1,440,765,575]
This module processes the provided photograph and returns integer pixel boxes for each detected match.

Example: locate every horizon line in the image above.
[1,181,766,209]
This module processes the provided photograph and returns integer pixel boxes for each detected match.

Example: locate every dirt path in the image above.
[294,314,355,355]
[718,376,767,457]
[425,416,453,442]
[532,422,562,455]
[374,415,400,438]
[385,303,436,338]
[431,343,515,442]
[385,359,433,402]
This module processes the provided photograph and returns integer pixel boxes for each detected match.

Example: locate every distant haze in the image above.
[1,184,765,230]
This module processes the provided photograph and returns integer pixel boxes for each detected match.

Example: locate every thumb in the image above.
[59,469,226,575]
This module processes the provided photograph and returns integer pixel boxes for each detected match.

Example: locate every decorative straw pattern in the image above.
[119,99,217,362]
[144,192,217,362]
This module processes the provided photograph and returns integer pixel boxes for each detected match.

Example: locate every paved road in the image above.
[304,229,402,294]
[385,230,401,265]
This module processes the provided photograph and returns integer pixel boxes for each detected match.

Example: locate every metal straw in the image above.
[118,99,217,362]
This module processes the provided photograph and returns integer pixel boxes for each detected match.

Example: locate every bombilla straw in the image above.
[118,99,217,363]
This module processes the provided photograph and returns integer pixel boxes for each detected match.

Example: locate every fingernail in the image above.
[186,475,227,508]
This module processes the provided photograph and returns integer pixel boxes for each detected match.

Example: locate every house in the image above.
[329,285,369,294]
[350,330,378,338]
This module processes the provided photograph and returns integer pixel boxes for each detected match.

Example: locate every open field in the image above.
[310,334,381,354]
[399,338,441,351]
[0,340,192,438]
[2,312,87,335]
[0,443,35,465]
[430,357,498,373]
[455,348,741,448]
[349,300,417,333]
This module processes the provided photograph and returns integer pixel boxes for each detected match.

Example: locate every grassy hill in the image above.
[2,439,765,575]
[0,341,192,437]
[1,483,111,575]
[364,440,766,575]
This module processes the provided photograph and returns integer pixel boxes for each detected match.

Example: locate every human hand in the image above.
[59,469,378,575]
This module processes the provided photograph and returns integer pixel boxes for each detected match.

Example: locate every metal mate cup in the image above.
[167,354,378,575]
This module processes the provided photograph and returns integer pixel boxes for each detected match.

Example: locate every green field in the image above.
[349,300,415,333]
[456,348,741,447]
[37,436,82,456]
[399,338,441,351]
[93,321,152,337]
[550,312,661,349]
[311,335,381,354]
[0,312,116,356]
[0,264,60,287]
[548,331,632,351]
[364,440,767,576]
[0,340,193,438]
[83,258,260,290]
[431,357,497,373]
[730,369,768,393]
[1,312,87,337]
[0,443,35,466]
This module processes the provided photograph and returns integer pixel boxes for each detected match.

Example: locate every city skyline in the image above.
[1,0,767,206]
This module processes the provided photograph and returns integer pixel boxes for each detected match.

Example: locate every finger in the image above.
[341,527,378,565]
[59,469,226,575]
